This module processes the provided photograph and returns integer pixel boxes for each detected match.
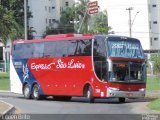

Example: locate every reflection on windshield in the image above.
[107,38,144,59]
[109,62,146,83]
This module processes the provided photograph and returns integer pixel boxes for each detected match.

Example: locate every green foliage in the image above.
[0,4,21,46]
[44,0,111,35]
[0,0,32,44]
[150,54,160,74]
[147,77,160,91]
[75,0,90,33]
[147,99,160,111]
[0,72,10,90]
[92,11,112,34]
[60,7,75,25]
[1,0,32,27]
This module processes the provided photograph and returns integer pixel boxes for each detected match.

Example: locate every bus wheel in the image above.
[119,97,125,103]
[86,86,94,103]
[32,84,41,100]
[23,84,31,99]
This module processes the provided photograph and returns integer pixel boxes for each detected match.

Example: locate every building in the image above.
[28,0,74,39]
[98,0,150,50]
[0,0,75,71]
[148,0,160,50]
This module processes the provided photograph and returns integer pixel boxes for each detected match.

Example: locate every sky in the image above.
[75,0,150,49]
[93,0,150,50]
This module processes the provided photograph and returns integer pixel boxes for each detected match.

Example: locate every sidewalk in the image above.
[0,100,15,118]
[146,90,160,98]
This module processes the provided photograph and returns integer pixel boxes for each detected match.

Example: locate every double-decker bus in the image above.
[10,34,146,103]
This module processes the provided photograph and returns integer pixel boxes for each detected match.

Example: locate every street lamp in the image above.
[131,11,140,27]
[126,7,139,37]
[24,0,27,40]
[70,20,79,33]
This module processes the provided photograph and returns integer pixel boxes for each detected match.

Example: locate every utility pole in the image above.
[126,7,133,37]
[24,0,27,40]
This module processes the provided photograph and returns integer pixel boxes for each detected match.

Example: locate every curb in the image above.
[0,100,15,120]
[0,90,11,93]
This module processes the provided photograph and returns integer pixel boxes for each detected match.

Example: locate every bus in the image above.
[10,34,146,103]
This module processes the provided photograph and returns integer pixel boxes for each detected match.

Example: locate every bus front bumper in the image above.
[107,87,145,98]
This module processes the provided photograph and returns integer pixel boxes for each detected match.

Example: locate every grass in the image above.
[146,76,160,111]
[146,76,160,91]
[147,99,160,111]
[0,72,10,90]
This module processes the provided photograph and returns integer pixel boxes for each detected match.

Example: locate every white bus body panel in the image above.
[10,58,23,94]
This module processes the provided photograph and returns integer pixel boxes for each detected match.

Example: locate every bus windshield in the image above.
[109,61,146,83]
[107,37,144,59]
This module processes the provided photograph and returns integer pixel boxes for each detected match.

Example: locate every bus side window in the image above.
[12,44,22,59]
[33,43,44,58]
[44,42,56,58]
[73,39,92,56]
[93,39,107,81]
[23,43,33,58]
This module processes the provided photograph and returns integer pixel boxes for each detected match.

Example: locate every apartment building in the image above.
[28,0,74,39]
[0,0,75,71]
[148,0,160,50]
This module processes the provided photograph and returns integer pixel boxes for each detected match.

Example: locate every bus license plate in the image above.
[126,93,133,97]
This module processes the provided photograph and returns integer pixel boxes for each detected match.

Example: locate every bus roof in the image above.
[13,34,141,44]
[13,34,95,44]
[95,35,140,42]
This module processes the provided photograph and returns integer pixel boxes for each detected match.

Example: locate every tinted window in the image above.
[107,37,144,59]
[74,39,92,56]
[93,38,106,61]
[44,42,56,57]
[13,43,33,59]
[44,41,70,58]
[93,38,107,81]
[68,41,77,56]
[44,39,92,58]
[33,43,44,58]
[13,39,92,59]
[55,41,67,57]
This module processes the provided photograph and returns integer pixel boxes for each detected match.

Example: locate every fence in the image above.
[0,61,10,72]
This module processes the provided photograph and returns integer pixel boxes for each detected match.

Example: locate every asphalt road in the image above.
[0,92,159,120]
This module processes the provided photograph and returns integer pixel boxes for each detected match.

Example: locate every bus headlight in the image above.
[139,88,145,91]
[108,87,119,91]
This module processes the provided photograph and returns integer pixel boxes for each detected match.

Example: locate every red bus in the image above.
[10,34,146,103]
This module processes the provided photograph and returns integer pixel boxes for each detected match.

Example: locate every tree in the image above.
[59,7,75,33]
[43,6,75,36]
[151,54,160,74]
[0,0,31,72]
[74,1,111,34]
[74,0,90,33]
[43,0,111,35]
[90,10,112,34]
[0,5,20,47]
[0,0,32,40]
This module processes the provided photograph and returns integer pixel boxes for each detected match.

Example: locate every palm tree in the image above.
[75,0,90,33]
[93,10,112,34]
[0,4,21,72]
[0,5,21,47]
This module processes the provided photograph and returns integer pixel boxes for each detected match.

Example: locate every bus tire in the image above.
[23,84,31,99]
[32,84,42,100]
[86,86,94,103]
[119,97,125,103]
